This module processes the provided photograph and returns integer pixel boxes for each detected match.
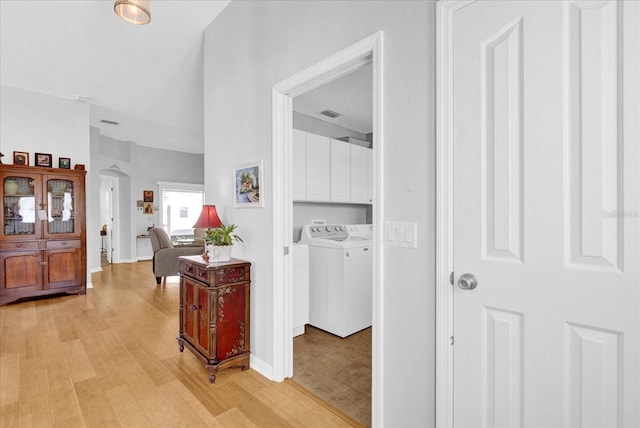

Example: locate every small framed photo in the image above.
[234,161,264,208]
[143,202,154,215]
[143,190,154,202]
[13,151,29,166]
[35,153,52,167]
[59,157,71,169]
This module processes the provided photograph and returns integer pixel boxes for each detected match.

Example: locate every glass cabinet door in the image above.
[46,178,76,235]
[2,175,37,238]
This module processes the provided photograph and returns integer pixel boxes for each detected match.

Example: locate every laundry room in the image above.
[290,61,374,426]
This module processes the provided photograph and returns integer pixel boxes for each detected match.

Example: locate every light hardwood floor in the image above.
[0,261,363,427]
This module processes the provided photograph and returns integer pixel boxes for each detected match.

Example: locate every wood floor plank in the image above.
[254,385,336,428]
[73,378,120,427]
[45,350,84,426]
[215,381,296,428]
[0,402,20,428]
[104,384,152,428]
[0,353,20,406]
[158,379,223,427]
[61,339,96,384]
[214,407,259,428]
[18,357,50,416]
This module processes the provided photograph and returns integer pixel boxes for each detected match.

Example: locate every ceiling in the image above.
[294,63,373,135]
[1,0,372,154]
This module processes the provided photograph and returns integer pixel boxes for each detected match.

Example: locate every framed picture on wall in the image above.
[143,190,154,202]
[233,161,263,208]
[143,202,154,214]
[35,153,52,167]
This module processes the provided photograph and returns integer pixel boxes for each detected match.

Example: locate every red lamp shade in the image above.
[193,205,224,229]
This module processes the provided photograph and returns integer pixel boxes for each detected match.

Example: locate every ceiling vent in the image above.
[100,119,119,125]
[320,109,342,119]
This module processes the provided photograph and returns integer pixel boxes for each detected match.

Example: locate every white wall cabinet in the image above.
[305,132,331,201]
[292,129,307,201]
[350,144,373,204]
[330,138,351,202]
[293,130,372,205]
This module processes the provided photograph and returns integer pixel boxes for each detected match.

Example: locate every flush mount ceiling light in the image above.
[114,0,151,25]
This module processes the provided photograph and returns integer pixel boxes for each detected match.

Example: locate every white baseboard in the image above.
[293,325,305,337]
[250,354,275,381]
[137,256,153,261]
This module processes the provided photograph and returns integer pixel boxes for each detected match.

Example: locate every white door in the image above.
[451,1,639,426]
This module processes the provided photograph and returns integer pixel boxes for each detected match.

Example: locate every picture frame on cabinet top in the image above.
[59,157,71,169]
[35,153,52,167]
[13,151,29,166]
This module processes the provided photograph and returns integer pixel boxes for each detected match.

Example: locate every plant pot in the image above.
[207,244,233,262]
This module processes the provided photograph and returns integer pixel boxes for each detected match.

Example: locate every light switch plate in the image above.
[384,221,417,248]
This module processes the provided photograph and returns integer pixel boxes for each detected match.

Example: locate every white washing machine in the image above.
[300,224,372,338]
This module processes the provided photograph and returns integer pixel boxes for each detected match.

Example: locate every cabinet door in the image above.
[194,284,212,357]
[0,249,43,296]
[330,139,351,202]
[182,279,197,346]
[182,277,213,358]
[350,145,373,204]
[216,283,247,361]
[305,133,331,201]
[44,241,82,289]
[292,129,307,201]
[1,172,42,241]
[43,174,84,239]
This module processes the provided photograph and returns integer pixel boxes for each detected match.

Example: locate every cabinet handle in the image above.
[40,262,48,266]
[190,305,199,311]
[61,241,67,245]
[186,266,194,273]
[15,243,23,247]
[198,271,207,278]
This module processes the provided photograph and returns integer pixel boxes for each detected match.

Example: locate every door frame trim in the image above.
[271,31,384,425]
[436,1,476,427]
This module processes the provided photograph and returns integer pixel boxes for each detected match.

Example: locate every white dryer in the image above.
[300,224,372,338]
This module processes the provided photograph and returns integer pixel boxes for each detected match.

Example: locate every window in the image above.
[157,182,204,241]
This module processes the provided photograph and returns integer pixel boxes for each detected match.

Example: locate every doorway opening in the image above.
[271,32,383,426]
[99,174,117,267]
[290,61,374,425]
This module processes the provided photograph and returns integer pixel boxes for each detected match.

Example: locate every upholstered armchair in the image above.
[148,227,204,284]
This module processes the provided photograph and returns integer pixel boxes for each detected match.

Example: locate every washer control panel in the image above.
[304,224,347,240]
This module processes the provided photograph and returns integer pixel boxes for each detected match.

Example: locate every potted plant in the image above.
[204,224,243,262]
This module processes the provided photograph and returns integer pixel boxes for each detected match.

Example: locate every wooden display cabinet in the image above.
[177,256,251,383]
[1,164,86,305]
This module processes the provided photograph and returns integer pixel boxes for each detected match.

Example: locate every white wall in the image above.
[203,1,436,426]
[1,85,93,282]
